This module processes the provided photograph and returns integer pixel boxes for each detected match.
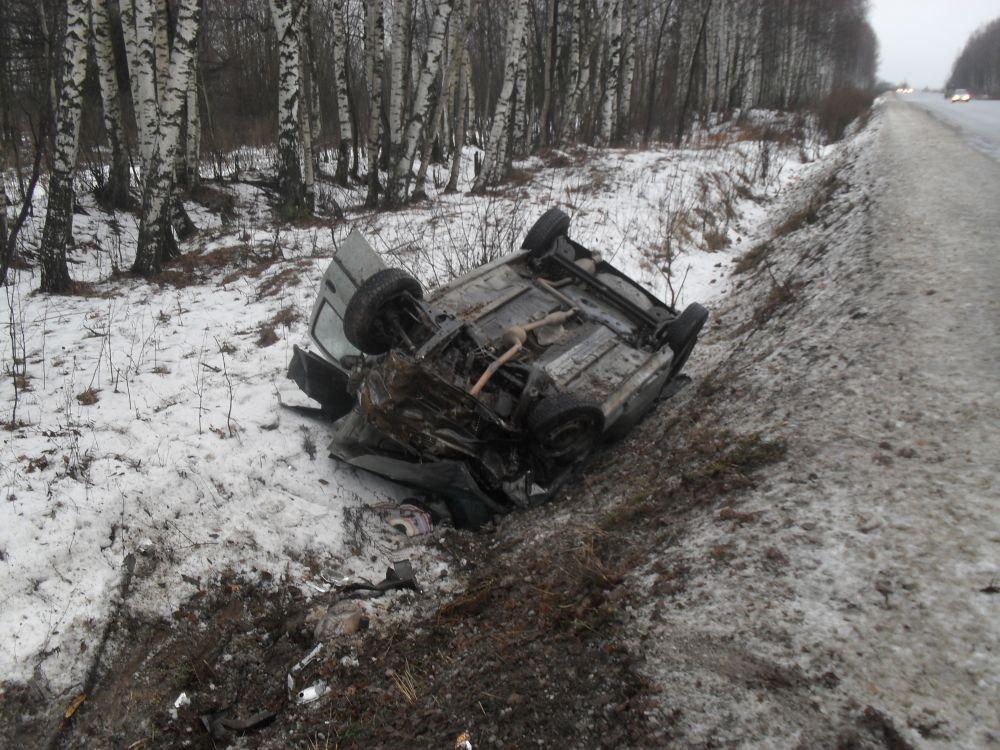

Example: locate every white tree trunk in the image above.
[331,0,353,185]
[473,0,529,190]
[269,0,307,216]
[133,0,202,275]
[564,0,582,139]
[38,0,89,292]
[387,0,412,160]
[185,56,201,189]
[122,0,161,169]
[386,0,454,205]
[299,25,315,207]
[619,0,637,137]
[414,0,464,198]
[599,0,623,146]
[365,0,385,206]
[445,45,468,193]
[92,0,131,208]
[154,0,170,102]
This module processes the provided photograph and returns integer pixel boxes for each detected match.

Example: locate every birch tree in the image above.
[472,0,529,191]
[132,0,202,276]
[299,24,316,207]
[538,0,558,147]
[364,0,385,207]
[269,0,308,218]
[618,0,636,139]
[598,0,623,146]
[92,0,131,209]
[563,0,582,140]
[413,0,469,200]
[121,0,160,168]
[184,57,201,189]
[330,0,352,186]
[38,0,89,293]
[387,0,412,166]
[385,0,453,206]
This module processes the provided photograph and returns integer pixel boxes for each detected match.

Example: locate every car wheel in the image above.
[343,268,423,354]
[527,392,605,462]
[521,208,571,257]
[665,303,709,379]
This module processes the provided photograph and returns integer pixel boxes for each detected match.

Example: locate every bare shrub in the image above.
[816,86,874,142]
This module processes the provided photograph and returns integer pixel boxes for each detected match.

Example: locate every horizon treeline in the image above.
[947,16,1000,97]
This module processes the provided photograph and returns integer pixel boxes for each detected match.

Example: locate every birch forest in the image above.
[1,0,877,293]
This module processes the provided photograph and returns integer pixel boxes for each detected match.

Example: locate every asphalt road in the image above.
[902,90,1000,163]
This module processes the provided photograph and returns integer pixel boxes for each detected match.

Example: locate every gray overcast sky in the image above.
[869,0,1000,88]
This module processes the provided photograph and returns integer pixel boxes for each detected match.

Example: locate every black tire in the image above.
[527,392,605,462]
[665,302,709,378]
[521,208,570,257]
[344,268,423,354]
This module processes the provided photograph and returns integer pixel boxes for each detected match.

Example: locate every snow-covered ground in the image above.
[0,118,824,694]
[627,99,1000,748]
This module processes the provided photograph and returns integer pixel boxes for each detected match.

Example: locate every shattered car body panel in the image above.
[289,218,708,525]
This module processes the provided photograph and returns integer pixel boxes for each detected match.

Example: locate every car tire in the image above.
[521,208,571,257]
[343,268,423,355]
[665,302,709,379]
[527,392,605,462]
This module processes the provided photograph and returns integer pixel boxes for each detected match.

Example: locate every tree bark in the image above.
[445,3,471,193]
[299,24,315,209]
[385,0,454,206]
[599,0,623,146]
[563,0,582,139]
[387,0,412,170]
[618,0,636,140]
[185,54,201,189]
[133,0,202,276]
[414,0,467,200]
[538,0,558,148]
[331,0,352,186]
[269,0,308,219]
[38,0,89,293]
[92,0,131,209]
[122,0,161,168]
[472,0,529,191]
[364,0,385,207]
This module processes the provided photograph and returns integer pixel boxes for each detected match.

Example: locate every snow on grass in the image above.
[1,117,820,692]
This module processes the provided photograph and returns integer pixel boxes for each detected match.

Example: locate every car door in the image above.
[288,229,388,418]
[307,228,388,364]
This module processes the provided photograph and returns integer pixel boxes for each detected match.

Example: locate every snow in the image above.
[1,115,817,693]
[627,100,1000,747]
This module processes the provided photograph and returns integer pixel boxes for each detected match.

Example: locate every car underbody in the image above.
[288,209,708,526]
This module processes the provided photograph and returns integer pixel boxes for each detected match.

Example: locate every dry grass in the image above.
[76,388,100,405]
[752,276,802,326]
[256,305,301,348]
[703,229,731,252]
[733,242,772,274]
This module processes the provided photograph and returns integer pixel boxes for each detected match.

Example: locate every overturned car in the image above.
[288,208,708,527]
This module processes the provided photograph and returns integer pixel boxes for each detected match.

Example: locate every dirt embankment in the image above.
[10,106,986,750]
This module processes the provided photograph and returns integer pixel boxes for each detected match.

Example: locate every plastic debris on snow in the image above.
[386,503,433,537]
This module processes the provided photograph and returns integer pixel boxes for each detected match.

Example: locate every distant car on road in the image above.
[950,89,972,103]
[288,211,708,527]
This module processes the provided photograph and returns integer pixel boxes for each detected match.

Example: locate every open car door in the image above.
[287,230,388,418]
